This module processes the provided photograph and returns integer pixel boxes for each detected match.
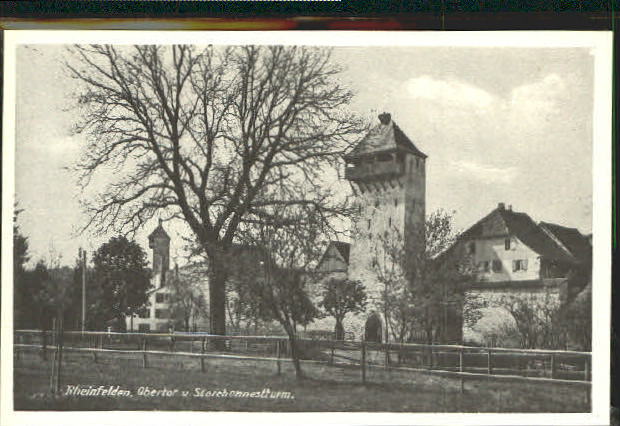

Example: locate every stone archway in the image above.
[364,313,382,343]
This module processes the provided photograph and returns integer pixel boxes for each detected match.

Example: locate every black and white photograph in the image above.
[1,31,612,425]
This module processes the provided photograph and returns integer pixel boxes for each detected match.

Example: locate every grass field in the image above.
[13,348,590,412]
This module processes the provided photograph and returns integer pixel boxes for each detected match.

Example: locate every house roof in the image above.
[316,241,351,271]
[148,219,170,241]
[539,222,592,265]
[344,113,427,160]
[332,241,351,263]
[459,204,577,264]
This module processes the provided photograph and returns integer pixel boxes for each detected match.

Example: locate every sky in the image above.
[14,44,594,267]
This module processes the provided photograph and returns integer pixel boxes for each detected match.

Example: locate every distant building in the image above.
[308,112,591,346]
[449,203,591,345]
[125,221,267,333]
[126,219,178,332]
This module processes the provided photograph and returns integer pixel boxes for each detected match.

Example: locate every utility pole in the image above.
[81,248,87,334]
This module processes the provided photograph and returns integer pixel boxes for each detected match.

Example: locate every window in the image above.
[415,157,419,168]
[367,219,371,230]
[479,261,490,273]
[512,259,528,272]
[492,260,502,273]
[155,309,169,319]
[374,199,380,208]
[505,238,511,250]
[388,217,392,227]
[467,242,476,255]
[138,307,150,319]
[138,324,151,332]
[156,293,165,303]
[394,198,398,207]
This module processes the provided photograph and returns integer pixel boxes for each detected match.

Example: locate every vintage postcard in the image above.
[1,30,612,426]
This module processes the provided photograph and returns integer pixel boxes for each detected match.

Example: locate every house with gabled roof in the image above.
[450,202,592,345]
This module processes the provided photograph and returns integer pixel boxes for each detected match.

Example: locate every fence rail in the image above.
[14,329,592,387]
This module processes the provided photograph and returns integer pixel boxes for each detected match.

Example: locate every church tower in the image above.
[343,113,427,342]
[148,219,170,288]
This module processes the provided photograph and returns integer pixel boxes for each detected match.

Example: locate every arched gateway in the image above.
[364,313,382,343]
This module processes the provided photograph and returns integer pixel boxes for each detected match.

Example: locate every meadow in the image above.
[13,348,590,412]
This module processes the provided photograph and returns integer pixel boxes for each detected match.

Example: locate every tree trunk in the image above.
[288,333,304,380]
[209,260,228,337]
[116,313,127,332]
[335,319,344,341]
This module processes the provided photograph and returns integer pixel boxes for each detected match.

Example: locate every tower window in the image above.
[367,219,371,230]
[388,217,392,227]
[394,198,398,207]
[416,157,419,168]
[505,238,511,250]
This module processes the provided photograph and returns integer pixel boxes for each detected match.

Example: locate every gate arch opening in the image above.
[364,313,382,343]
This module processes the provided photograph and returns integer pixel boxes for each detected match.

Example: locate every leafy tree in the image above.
[13,203,30,328]
[67,44,364,337]
[319,278,367,340]
[561,282,591,351]
[92,236,151,331]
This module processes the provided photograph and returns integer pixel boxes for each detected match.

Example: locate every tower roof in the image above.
[344,112,427,161]
[148,218,170,241]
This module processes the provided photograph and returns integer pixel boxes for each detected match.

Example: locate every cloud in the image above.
[508,73,567,121]
[404,75,496,111]
[451,160,518,184]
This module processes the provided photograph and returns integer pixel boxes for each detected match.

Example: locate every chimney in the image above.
[507,204,512,211]
[498,202,505,210]
[378,112,391,125]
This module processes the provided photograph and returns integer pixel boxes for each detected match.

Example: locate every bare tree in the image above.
[493,289,565,349]
[374,210,476,344]
[168,267,207,332]
[67,44,363,336]
[240,203,326,379]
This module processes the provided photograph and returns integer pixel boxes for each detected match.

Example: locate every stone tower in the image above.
[343,113,427,342]
[148,219,170,288]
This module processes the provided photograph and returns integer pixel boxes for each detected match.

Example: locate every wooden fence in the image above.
[14,329,591,393]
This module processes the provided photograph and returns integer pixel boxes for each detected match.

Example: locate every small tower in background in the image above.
[148,219,170,287]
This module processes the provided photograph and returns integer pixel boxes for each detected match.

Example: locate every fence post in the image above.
[330,341,334,365]
[41,330,48,360]
[142,338,148,369]
[550,354,556,379]
[361,341,367,384]
[429,345,434,370]
[459,348,464,372]
[200,337,206,373]
[276,340,282,376]
[584,357,589,381]
[487,349,493,375]
[385,343,389,370]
